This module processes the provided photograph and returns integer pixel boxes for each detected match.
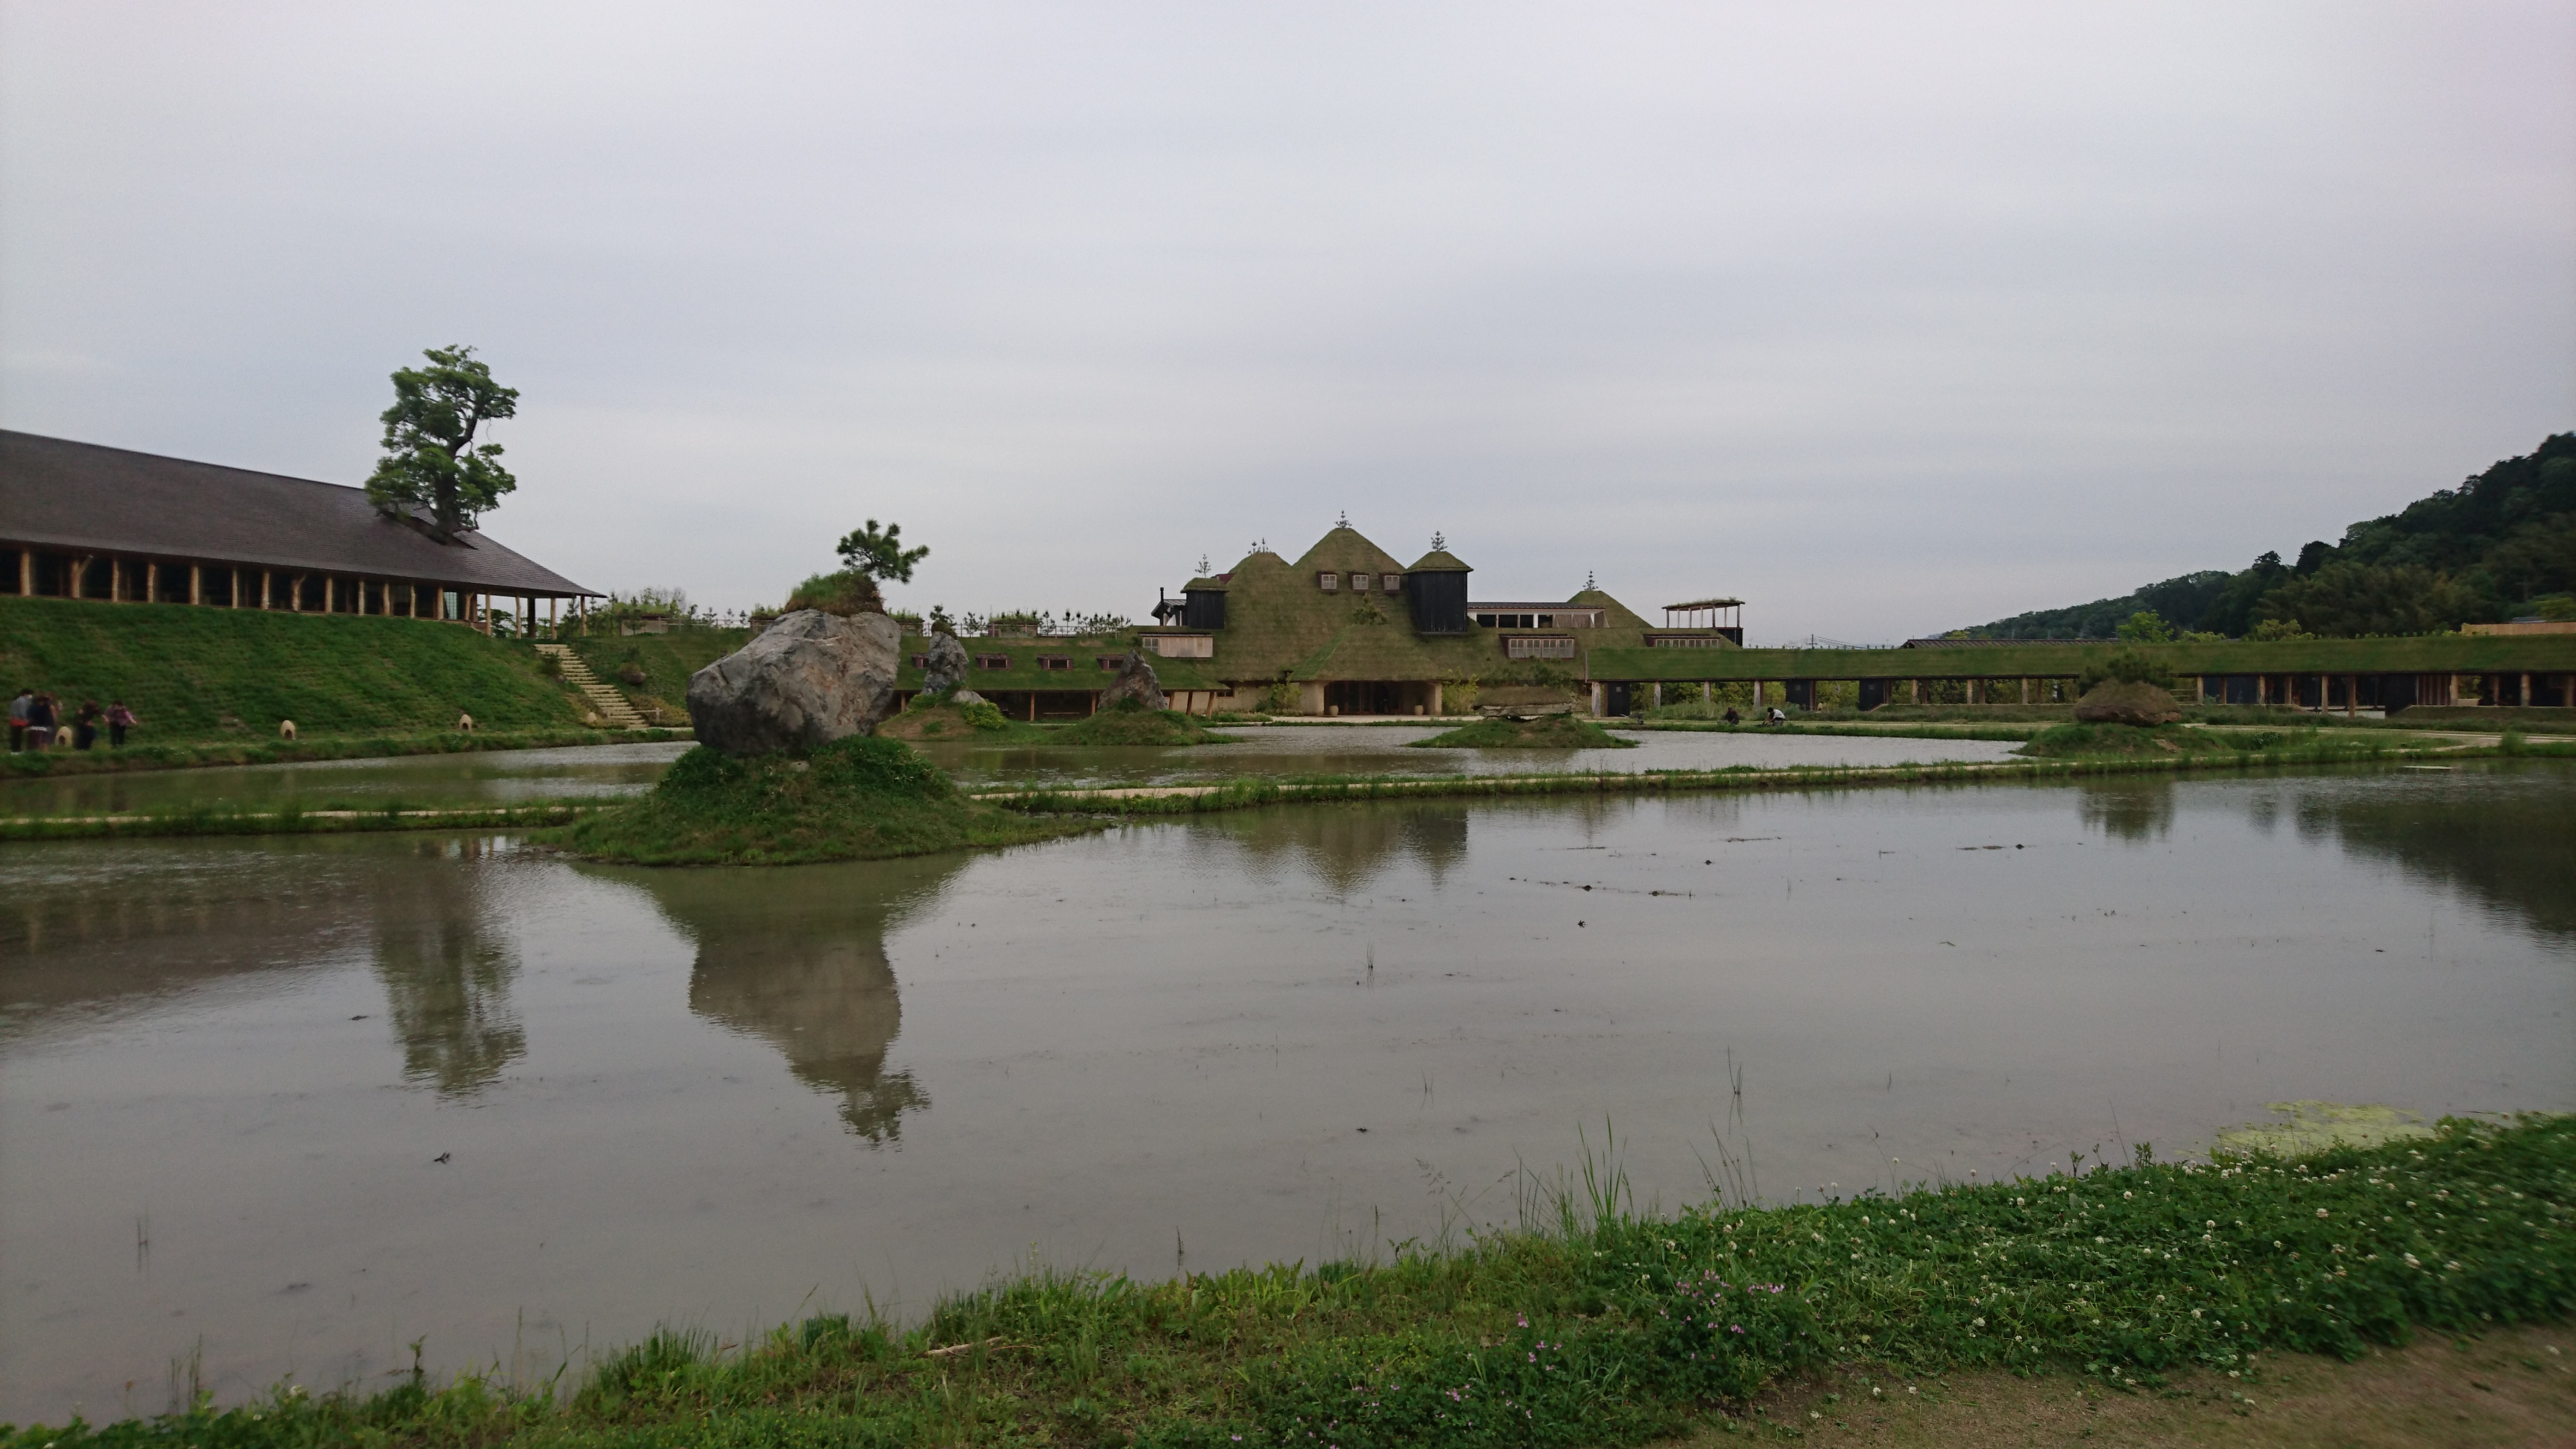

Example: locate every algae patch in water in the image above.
[2214,1099,2435,1155]
[568,735,1095,865]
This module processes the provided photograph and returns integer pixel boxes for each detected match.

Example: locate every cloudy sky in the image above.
[4,3,2569,641]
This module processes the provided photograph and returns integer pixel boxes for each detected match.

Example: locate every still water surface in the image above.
[3,763,2570,1421]
[0,727,2022,816]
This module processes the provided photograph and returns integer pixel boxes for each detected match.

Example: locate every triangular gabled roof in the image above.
[1292,525,1406,576]
[1568,587,1652,630]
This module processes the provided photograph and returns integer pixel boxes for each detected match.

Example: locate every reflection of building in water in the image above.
[1210,802,1470,894]
[606,855,965,1144]
[0,838,531,1095]
[371,839,526,1097]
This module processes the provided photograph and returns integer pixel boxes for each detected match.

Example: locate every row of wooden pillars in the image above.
[7,549,584,637]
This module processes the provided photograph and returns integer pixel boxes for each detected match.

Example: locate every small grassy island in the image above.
[567,735,1094,865]
[873,696,1042,743]
[15,1112,2569,1447]
[1413,713,1640,749]
[1049,700,1232,746]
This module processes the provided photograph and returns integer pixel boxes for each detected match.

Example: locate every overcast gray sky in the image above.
[4,3,2570,640]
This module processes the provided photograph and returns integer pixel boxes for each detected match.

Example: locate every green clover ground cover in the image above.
[10,1115,2569,1448]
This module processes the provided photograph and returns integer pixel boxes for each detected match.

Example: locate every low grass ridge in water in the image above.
[1413,714,1640,749]
[568,734,1095,865]
[23,1112,2567,1448]
[2019,722,2338,759]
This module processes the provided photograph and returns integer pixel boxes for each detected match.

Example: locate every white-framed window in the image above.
[1318,572,1338,591]
[1381,573,1401,592]
[1350,572,1371,590]
[1506,635,1578,659]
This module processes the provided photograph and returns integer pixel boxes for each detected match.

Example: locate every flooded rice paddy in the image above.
[3,758,2571,1421]
[0,725,2022,817]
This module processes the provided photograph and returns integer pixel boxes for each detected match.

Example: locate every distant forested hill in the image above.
[1957,432,2576,639]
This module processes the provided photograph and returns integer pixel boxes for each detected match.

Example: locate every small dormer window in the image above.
[1350,572,1370,591]
[1381,574,1400,591]
[1318,572,1338,591]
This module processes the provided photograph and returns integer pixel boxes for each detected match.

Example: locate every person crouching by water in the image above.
[106,700,139,748]
[23,691,56,750]
[72,700,104,751]
[7,687,28,753]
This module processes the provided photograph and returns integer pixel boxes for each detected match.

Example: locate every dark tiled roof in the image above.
[0,431,598,596]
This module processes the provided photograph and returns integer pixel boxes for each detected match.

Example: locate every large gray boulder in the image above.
[920,633,969,694]
[687,609,902,755]
[1099,651,1167,712]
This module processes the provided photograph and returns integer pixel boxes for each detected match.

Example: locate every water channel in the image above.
[3,753,2571,1423]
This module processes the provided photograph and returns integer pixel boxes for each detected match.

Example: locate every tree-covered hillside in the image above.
[1961,432,2576,639]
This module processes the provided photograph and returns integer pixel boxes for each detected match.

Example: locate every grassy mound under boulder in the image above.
[1413,714,1639,749]
[875,696,1031,741]
[1048,700,1231,746]
[568,735,1093,865]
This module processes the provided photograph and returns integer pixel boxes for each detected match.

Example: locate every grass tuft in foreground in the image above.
[567,735,1097,865]
[1414,714,1640,749]
[12,1114,2567,1448]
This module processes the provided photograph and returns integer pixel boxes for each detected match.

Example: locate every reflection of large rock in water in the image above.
[608,855,967,1143]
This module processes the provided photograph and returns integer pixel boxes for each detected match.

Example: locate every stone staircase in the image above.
[537,643,650,730]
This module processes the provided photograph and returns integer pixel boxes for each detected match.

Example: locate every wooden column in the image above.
[189,565,201,604]
[145,562,158,602]
[2522,672,2534,708]
[2019,678,2030,704]
[16,551,28,595]
[2345,675,2357,716]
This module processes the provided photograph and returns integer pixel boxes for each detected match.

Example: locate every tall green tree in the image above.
[366,345,520,540]
[835,519,929,584]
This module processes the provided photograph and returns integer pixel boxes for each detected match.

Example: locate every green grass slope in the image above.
[0,596,585,740]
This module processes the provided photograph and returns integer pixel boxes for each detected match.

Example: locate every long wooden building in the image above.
[0,431,598,631]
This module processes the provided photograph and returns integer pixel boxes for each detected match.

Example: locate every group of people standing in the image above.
[7,689,138,752]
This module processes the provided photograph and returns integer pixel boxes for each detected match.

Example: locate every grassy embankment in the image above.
[0,596,620,775]
[10,1112,2568,1448]
[568,630,751,725]
[567,735,1096,865]
[1415,714,1640,749]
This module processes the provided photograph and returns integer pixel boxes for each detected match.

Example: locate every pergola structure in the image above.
[0,431,598,635]
[1662,597,1742,631]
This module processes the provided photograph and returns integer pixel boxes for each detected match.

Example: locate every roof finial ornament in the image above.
[1197,553,1210,575]
[1431,530,1446,551]
[1336,509,1350,529]
[1585,569,1596,590]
